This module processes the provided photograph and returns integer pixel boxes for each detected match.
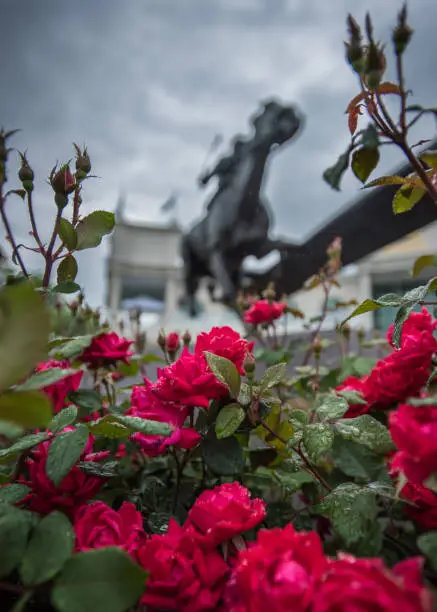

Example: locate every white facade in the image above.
[106,217,437,337]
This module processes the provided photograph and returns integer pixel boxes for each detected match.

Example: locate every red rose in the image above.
[398,480,437,530]
[224,524,328,611]
[389,403,437,485]
[185,482,266,548]
[166,331,181,354]
[79,332,133,369]
[20,429,108,517]
[312,555,433,612]
[363,333,435,409]
[35,359,83,413]
[151,347,225,409]
[195,326,254,375]
[387,308,437,349]
[335,376,369,418]
[137,519,229,612]
[74,501,147,558]
[127,383,201,457]
[244,299,286,326]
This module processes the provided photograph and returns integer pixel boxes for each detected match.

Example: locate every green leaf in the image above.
[57,255,78,283]
[0,282,51,393]
[68,389,101,418]
[15,367,78,391]
[419,150,437,170]
[0,507,32,578]
[78,460,118,478]
[259,363,287,392]
[53,281,81,294]
[336,389,367,405]
[323,151,350,191]
[392,184,426,214]
[54,335,94,360]
[87,415,130,439]
[417,531,437,571]
[215,403,246,439]
[331,437,386,480]
[46,425,90,486]
[114,415,171,437]
[303,423,334,463]
[412,254,437,277]
[204,352,241,398]
[58,218,78,251]
[49,406,78,433]
[76,211,115,251]
[341,298,383,326]
[351,147,380,183]
[0,432,48,462]
[0,391,52,428]
[316,483,378,547]
[316,394,349,421]
[391,304,415,349]
[201,435,245,476]
[361,123,380,149]
[0,483,31,504]
[363,175,410,188]
[51,547,146,612]
[20,511,74,586]
[335,415,395,454]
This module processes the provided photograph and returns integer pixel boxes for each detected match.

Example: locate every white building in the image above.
[106,214,437,338]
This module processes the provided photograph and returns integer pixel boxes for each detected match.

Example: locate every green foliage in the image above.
[57,255,78,283]
[16,367,78,391]
[20,511,74,586]
[46,425,90,486]
[215,403,246,439]
[205,351,241,398]
[51,548,146,612]
[351,147,380,183]
[75,211,115,251]
[392,184,426,214]
[417,532,437,571]
[303,423,334,463]
[58,218,77,250]
[315,394,349,421]
[0,483,31,504]
[49,406,79,433]
[0,506,32,578]
[0,391,52,428]
[334,415,395,454]
[201,434,245,476]
[69,389,101,418]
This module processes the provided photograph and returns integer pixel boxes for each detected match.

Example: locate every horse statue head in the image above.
[181,98,304,316]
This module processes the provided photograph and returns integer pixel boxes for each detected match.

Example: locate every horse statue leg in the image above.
[181,236,201,317]
[209,250,237,305]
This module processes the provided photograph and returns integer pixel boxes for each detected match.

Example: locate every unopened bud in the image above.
[393,3,413,55]
[54,193,68,210]
[18,153,34,184]
[345,14,365,74]
[364,43,386,89]
[262,283,276,303]
[50,164,75,196]
[313,335,323,358]
[166,332,180,354]
[182,329,192,347]
[22,180,34,192]
[341,323,351,341]
[243,353,256,375]
[135,331,146,354]
[74,144,92,175]
[157,330,166,351]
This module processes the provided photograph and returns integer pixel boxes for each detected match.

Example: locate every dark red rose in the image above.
[35,359,83,413]
[127,383,201,457]
[389,403,437,485]
[79,332,133,369]
[312,555,433,612]
[224,523,327,612]
[386,308,437,349]
[74,501,147,558]
[363,332,436,409]
[195,326,254,375]
[398,479,437,529]
[244,299,286,326]
[335,375,369,418]
[137,519,229,612]
[20,429,108,517]
[151,347,225,409]
[185,482,266,548]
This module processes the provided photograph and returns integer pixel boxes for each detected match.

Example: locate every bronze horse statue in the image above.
[181,99,305,316]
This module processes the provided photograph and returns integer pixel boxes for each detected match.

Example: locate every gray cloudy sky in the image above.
[1,0,437,306]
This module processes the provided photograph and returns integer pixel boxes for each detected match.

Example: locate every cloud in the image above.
[0,0,436,306]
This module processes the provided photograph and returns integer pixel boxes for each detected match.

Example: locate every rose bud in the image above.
[51,164,75,195]
[182,330,192,347]
[74,143,92,176]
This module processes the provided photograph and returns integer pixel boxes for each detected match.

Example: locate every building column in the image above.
[108,270,122,315]
[357,265,373,331]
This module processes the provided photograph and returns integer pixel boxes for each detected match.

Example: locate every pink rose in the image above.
[224,523,327,611]
[137,519,229,611]
[74,501,147,558]
[312,555,433,612]
[35,359,83,413]
[195,326,254,374]
[185,482,266,548]
[244,299,286,326]
[79,332,133,369]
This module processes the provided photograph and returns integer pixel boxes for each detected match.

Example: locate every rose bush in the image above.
[0,7,437,611]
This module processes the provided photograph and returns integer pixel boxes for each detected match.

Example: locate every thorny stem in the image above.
[396,53,407,134]
[42,208,62,288]
[72,185,81,226]
[26,190,45,255]
[259,418,332,492]
[302,281,330,366]
[0,184,28,277]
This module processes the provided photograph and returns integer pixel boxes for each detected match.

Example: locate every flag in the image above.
[160,192,178,214]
